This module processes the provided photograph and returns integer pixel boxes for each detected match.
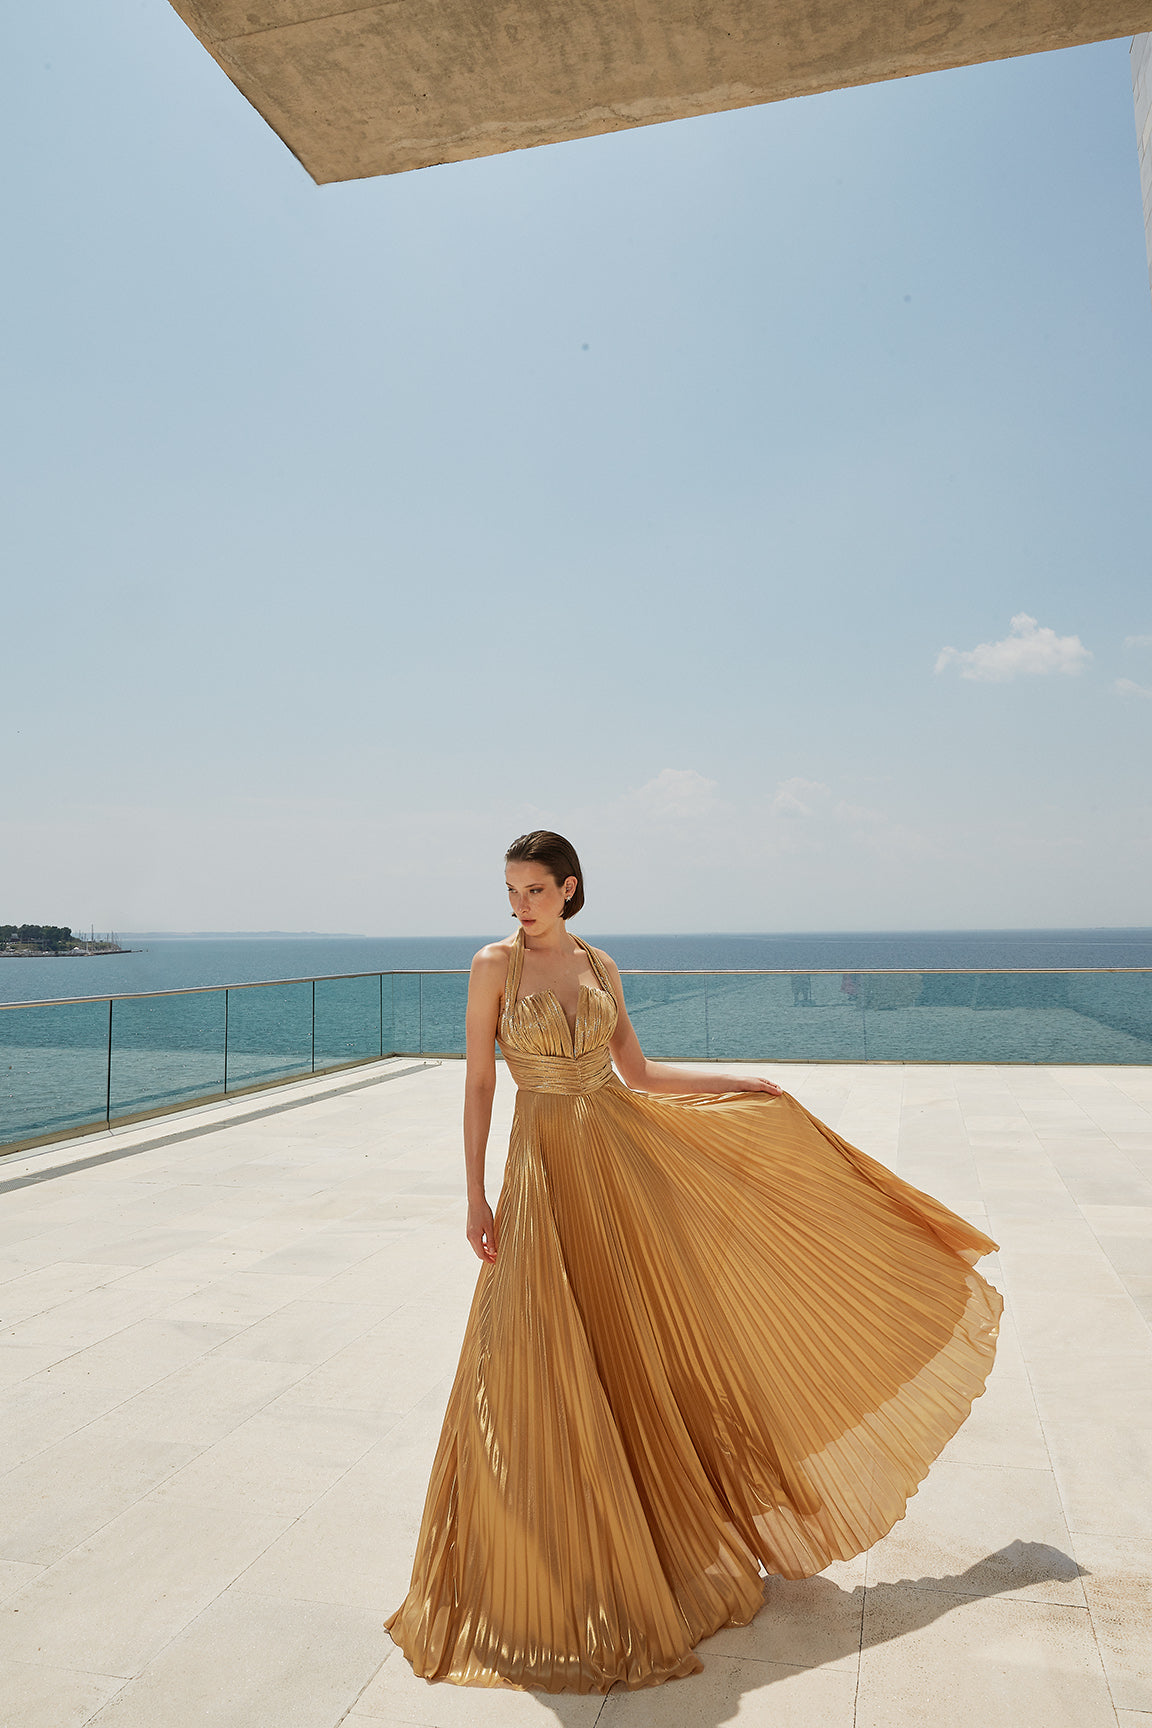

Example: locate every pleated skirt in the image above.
[385,1081,1001,1692]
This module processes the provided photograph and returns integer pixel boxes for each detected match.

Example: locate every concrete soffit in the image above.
[168,0,1152,185]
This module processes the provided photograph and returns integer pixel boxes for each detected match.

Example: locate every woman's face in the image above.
[505,860,576,933]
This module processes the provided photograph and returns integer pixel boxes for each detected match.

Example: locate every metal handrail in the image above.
[0,970,440,1010]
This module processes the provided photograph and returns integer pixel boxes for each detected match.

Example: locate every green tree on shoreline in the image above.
[1,924,74,952]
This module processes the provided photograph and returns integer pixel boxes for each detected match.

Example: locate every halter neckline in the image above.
[502,926,612,1028]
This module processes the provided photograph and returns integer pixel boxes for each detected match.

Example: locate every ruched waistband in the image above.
[502,1046,614,1096]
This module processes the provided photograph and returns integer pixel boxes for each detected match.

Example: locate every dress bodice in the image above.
[498,929,619,1093]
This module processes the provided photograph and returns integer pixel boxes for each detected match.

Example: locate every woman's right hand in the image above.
[467,1198,498,1264]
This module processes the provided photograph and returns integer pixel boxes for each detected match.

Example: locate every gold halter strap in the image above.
[572,933,613,994]
[501,927,526,1021]
[502,927,613,1019]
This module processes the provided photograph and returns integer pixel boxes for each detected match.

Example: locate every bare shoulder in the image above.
[470,939,515,984]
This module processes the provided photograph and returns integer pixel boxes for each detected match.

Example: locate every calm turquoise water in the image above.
[2,928,1151,1005]
[4,930,1151,1150]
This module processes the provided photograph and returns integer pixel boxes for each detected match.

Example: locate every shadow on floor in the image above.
[411,1540,1084,1724]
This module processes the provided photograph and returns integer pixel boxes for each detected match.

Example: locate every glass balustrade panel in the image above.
[225,981,313,1091]
[704,972,868,1060]
[393,974,422,1055]
[314,974,382,1072]
[1064,971,1152,1057]
[419,974,468,1055]
[109,990,227,1123]
[860,970,1152,1063]
[0,1000,112,1149]
[620,974,708,1059]
[381,974,396,1057]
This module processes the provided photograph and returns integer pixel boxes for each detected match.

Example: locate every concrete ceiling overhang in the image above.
[168,0,1152,183]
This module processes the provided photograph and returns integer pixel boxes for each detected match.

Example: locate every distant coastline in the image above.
[0,949,136,958]
[1,924,131,958]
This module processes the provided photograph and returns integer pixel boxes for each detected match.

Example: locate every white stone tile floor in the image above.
[1,1057,1150,1727]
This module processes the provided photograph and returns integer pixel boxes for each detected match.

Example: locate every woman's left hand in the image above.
[722,1074,783,1096]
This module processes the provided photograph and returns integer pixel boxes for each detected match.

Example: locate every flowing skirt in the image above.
[385,1082,1001,1692]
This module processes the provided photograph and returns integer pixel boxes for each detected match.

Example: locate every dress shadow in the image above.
[417,1541,1084,1723]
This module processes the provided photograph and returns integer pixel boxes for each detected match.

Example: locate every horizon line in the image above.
[117,925,1152,939]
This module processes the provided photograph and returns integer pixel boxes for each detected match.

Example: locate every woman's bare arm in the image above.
[601,953,782,1097]
[462,945,506,1262]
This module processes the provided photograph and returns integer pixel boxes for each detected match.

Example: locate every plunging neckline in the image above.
[508,930,611,1049]
[514,982,595,1048]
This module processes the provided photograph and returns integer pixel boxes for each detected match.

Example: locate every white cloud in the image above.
[1114,678,1152,699]
[622,768,719,821]
[934,613,1092,682]
[597,770,938,881]
[770,777,829,818]
[1123,635,1152,651]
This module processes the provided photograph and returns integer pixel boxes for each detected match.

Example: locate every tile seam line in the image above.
[862,1581,1094,1607]
[0,1431,219,1571]
[81,1674,137,1722]
[0,1062,440,1195]
[62,1515,313,1713]
[0,1328,245,1487]
[1054,1516,1129,1725]
[0,1280,413,1496]
[851,1551,865,1727]
[1005,1077,1136,1642]
[897,1066,1086,1663]
[336,1640,397,1726]
[0,1233,417,1358]
[0,1260,162,1330]
[2,1656,130,1683]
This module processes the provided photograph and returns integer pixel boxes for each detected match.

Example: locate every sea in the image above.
[2,927,1150,1006]
[4,930,1152,1145]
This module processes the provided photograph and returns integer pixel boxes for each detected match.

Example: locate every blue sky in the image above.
[2,4,1150,934]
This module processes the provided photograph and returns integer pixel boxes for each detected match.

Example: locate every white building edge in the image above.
[1136,35,1152,299]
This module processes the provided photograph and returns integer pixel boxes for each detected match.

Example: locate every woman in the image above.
[385,831,1001,1693]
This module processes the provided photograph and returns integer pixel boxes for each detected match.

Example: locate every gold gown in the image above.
[385,930,1002,1693]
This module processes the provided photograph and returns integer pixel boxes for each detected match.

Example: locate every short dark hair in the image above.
[504,831,585,920]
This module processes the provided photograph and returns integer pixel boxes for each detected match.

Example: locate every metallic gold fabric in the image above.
[385,930,1002,1693]
[502,1045,614,1095]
